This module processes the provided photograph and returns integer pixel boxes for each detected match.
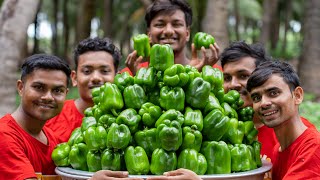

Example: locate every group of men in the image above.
[0,0,319,180]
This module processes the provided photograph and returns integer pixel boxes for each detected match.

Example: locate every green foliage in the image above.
[300,101,320,131]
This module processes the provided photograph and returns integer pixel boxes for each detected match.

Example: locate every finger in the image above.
[103,170,129,178]
[213,42,220,54]
[191,43,198,60]
[210,44,219,62]
[163,169,183,176]
[201,47,209,64]
[135,56,144,64]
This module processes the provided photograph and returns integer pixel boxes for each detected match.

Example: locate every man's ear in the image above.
[186,27,191,42]
[71,70,77,87]
[16,80,23,96]
[294,86,304,105]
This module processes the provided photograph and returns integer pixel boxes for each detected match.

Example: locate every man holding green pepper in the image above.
[121,0,220,76]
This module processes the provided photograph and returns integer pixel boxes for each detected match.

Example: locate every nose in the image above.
[229,78,241,91]
[163,24,174,36]
[41,91,54,101]
[260,95,272,109]
[91,71,103,84]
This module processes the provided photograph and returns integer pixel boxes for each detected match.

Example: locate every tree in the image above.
[259,0,278,46]
[75,0,96,43]
[202,0,229,51]
[298,0,320,100]
[0,0,40,116]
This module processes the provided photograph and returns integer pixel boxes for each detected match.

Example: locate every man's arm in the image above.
[189,43,220,71]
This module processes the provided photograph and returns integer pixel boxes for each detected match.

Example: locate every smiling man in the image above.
[45,37,121,143]
[0,54,70,179]
[122,0,220,75]
[247,60,320,180]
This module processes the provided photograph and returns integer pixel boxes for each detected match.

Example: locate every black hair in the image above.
[74,37,121,71]
[246,60,300,92]
[220,41,270,68]
[145,0,192,28]
[21,54,71,85]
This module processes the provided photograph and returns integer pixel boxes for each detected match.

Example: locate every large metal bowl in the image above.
[56,160,272,180]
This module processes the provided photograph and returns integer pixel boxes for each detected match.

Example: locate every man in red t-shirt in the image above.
[46,37,121,143]
[121,0,221,76]
[220,41,316,164]
[246,60,320,180]
[0,54,70,179]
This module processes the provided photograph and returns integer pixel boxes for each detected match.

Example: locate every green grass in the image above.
[300,101,320,131]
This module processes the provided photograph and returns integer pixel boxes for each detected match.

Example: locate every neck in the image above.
[12,106,45,135]
[274,115,307,151]
[174,49,189,65]
[75,98,93,115]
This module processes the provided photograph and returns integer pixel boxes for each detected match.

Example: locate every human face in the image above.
[72,51,116,103]
[148,10,190,53]
[223,57,256,107]
[250,75,303,128]
[18,69,68,121]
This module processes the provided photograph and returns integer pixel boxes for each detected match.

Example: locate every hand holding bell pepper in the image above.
[193,32,215,50]
[133,34,151,57]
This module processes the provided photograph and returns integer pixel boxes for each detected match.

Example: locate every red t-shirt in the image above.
[46,100,84,143]
[0,114,59,179]
[258,117,316,163]
[272,127,320,180]
[119,62,223,75]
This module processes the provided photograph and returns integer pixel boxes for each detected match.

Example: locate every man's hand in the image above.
[89,170,144,180]
[189,43,220,71]
[125,51,144,76]
[146,168,202,180]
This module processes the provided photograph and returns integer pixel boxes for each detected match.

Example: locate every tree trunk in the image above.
[202,0,229,51]
[103,0,112,38]
[75,0,96,43]
[32,0,42,54]
[51,0,59,55]
[259,0,278,46]
[298,0,320,100]
[63,0,70,64]
[0,0,40,116]
[233,0,240,40]
[281,0,292,53]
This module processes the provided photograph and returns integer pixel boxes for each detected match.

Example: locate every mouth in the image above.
[261,109,279,119]
[36,103,55,109]
[159,37,178,44]
[89,84,103,89]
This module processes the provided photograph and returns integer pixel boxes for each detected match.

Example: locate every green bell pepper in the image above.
[156,120,182,151]
[163,64,189,87]
[139,102,162,128]
[91,87,101,105]
[81,116,97,132]
[186,77,211,109]
[101,149,125,171]
[134,67,156,88]
[69,143,88,171]
[229,144,252,172]
[149,44,174,71]
[193,32,215,50]
[68,127,84,146]
[221,102,238,119]
[147,89,161,106]
[212,86,225,103]
[159,86,185,111]
[185,65,201,85]
[98,114,116,129]
[83,125,107,151]
[92,106,104,121]
[183,107,203,131]
[180,125,203,152]
[124,84,147,110]
[51,142,71,167]
[243,121,258,144]
[134,128,160,157]
[223,90,244,110]
[124,146,150,175]
[133,34,150,57]
[222,118,245,144]
[87,150,102,172]
[114,72,134,92]
[238,107,254,122]
[202,65,223,89]
[116,108,141,134]
[107,123,131,150]
[177,148,207,175]
[84,107,94,117]
[201,141,231,174]
[247,145,257,170]
[100,82,124,116]
[203,93,224,116]
[252,141,262,167]
[203,109,231,141]
[155,109,184,127]
[150,148,177,175]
